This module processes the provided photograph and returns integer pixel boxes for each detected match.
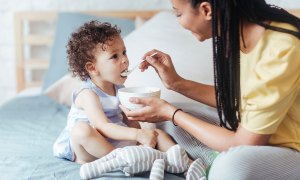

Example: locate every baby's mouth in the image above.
[120,69,128,78]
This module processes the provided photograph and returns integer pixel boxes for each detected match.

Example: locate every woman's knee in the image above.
[208,146,255,180]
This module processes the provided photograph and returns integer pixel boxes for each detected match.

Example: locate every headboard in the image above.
[14,10,160,92]
[14,9,300,92]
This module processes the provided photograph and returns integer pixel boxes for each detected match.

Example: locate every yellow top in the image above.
[240,22,300,151]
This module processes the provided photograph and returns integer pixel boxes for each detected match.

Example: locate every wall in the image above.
[0,0,300,105]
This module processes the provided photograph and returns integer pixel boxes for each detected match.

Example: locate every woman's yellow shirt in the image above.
[240,22,300,151]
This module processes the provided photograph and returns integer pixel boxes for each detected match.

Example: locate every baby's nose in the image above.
[122,58,129,65]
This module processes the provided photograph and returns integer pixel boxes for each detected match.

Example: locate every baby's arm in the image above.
[76,89,156,146]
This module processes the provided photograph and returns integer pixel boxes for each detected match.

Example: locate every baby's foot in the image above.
[186,158,206,180]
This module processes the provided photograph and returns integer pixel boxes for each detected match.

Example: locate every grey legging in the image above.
[209,145,300,180]
[158,102,300,180]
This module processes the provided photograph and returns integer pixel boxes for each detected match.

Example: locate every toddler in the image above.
[53,21,177,164]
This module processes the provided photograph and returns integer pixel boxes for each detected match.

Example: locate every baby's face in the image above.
[93,36,129,85]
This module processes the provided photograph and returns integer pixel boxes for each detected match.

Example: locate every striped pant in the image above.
[158,102,300,180]
[209,145,300,180]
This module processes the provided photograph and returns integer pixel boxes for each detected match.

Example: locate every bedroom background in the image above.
[0,0,299,179]
[0,0,299,105]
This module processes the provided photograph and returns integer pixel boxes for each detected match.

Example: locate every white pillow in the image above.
[135,16,148,29]
[44,74,82,106]
[124,11,214,104]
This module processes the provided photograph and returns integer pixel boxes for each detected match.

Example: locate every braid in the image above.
[189,0,300,131]
[212,0,240,130]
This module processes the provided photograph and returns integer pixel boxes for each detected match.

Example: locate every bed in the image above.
[1,8,300,180]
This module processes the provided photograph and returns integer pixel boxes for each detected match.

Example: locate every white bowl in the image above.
[118,86,161,110]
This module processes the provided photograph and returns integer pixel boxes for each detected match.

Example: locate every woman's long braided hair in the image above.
[189,0,300,131]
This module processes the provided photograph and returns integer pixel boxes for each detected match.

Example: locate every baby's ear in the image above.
[85,62,98,75]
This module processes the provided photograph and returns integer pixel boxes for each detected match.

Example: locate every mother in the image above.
[121,0,300,179]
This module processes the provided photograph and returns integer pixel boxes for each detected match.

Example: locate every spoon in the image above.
[121,52,158,77]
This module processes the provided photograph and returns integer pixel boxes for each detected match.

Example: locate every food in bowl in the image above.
[118,86,161,110]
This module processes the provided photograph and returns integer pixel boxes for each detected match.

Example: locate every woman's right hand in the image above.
[135,129,158,148]
[139,49,183,90]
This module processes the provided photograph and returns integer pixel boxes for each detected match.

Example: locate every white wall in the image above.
[0,0,300,105]
[267,0,300,7]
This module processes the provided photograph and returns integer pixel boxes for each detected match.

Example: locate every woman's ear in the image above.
[198,2,212,20]
[85,61,99,75]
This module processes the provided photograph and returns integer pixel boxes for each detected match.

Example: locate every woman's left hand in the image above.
[120,97,177,123]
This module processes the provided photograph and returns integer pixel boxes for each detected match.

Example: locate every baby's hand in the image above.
[136,129,158,148]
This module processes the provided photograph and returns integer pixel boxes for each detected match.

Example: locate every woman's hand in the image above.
[120,97,177,123]
[135,129,158,148]
[139,49,183,90]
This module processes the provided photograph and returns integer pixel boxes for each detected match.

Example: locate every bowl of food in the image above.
[118,86,161,110]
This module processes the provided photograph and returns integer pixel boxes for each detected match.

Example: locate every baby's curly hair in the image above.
[67,20,121,81]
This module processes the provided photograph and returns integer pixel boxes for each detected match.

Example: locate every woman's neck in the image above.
[240,20,269,54]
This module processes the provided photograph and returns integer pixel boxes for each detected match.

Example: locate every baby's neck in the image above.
[90,78,116,96]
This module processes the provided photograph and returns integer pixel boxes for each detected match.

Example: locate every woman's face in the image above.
[171,0,212,41]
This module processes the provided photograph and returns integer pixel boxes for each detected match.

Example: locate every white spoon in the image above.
[121,52,158,77]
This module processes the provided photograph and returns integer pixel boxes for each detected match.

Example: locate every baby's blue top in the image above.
[68,78,126,128]
[53,78,135,161]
